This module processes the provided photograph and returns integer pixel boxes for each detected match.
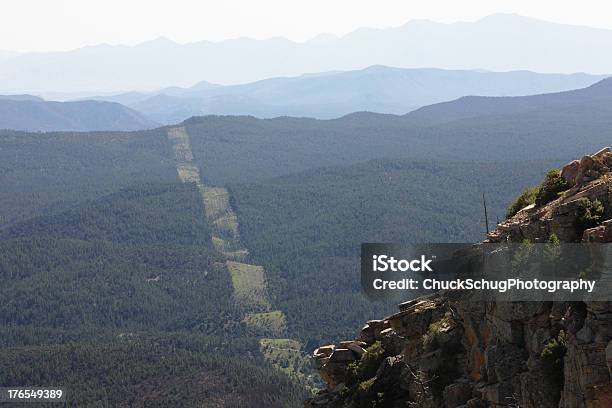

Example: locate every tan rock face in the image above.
[571,148,612,187]
[580,149,609,179]
[562,160,581,186]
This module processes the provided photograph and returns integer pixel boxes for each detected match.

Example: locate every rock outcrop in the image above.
[306,148,612,408]
[489,147,611,244]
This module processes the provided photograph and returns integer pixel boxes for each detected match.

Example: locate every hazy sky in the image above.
[2,0,612,52]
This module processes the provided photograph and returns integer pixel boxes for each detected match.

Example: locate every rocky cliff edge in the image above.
[307,147,612,408]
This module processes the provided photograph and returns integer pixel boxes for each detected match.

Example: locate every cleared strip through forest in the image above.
[166,125,317,387]
[166,126,281,326]
[167,126,246,259]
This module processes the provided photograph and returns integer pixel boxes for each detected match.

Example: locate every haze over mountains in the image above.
[1,14,612,94]
[92,66,605,123]
[1,66,604,129]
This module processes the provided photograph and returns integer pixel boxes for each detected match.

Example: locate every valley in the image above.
[0,75,611,407]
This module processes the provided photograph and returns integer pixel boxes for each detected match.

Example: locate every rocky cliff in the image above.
[307,148,612,408]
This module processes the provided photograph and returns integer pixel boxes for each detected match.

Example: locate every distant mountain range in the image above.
[1,14,612,94]
[91,66,605,123]
[1,69,609,132]
[0,96,157,132]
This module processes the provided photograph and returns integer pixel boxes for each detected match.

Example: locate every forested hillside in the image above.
[0,128,176,227]
[1,155,562,404]
[230,159,561,346]
[2,344,306,407]
[0,183,309,406]
[3,183,214,247]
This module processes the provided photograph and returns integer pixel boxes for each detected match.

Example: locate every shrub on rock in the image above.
[535,169,569,206]
[575,198,604,232]
[506,186,540,218]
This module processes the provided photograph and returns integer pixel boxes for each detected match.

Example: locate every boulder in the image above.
[329,348,356,363]
[582,220,612,243]
[388,297,445,338]
[561,160,581,186]
[346,342,366,357]
[573,148,612,186]
[358,324,376,344]
[593,146,612,159]
[319,349,356,389]
[314,345,335,357]
[313,345,337,369]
